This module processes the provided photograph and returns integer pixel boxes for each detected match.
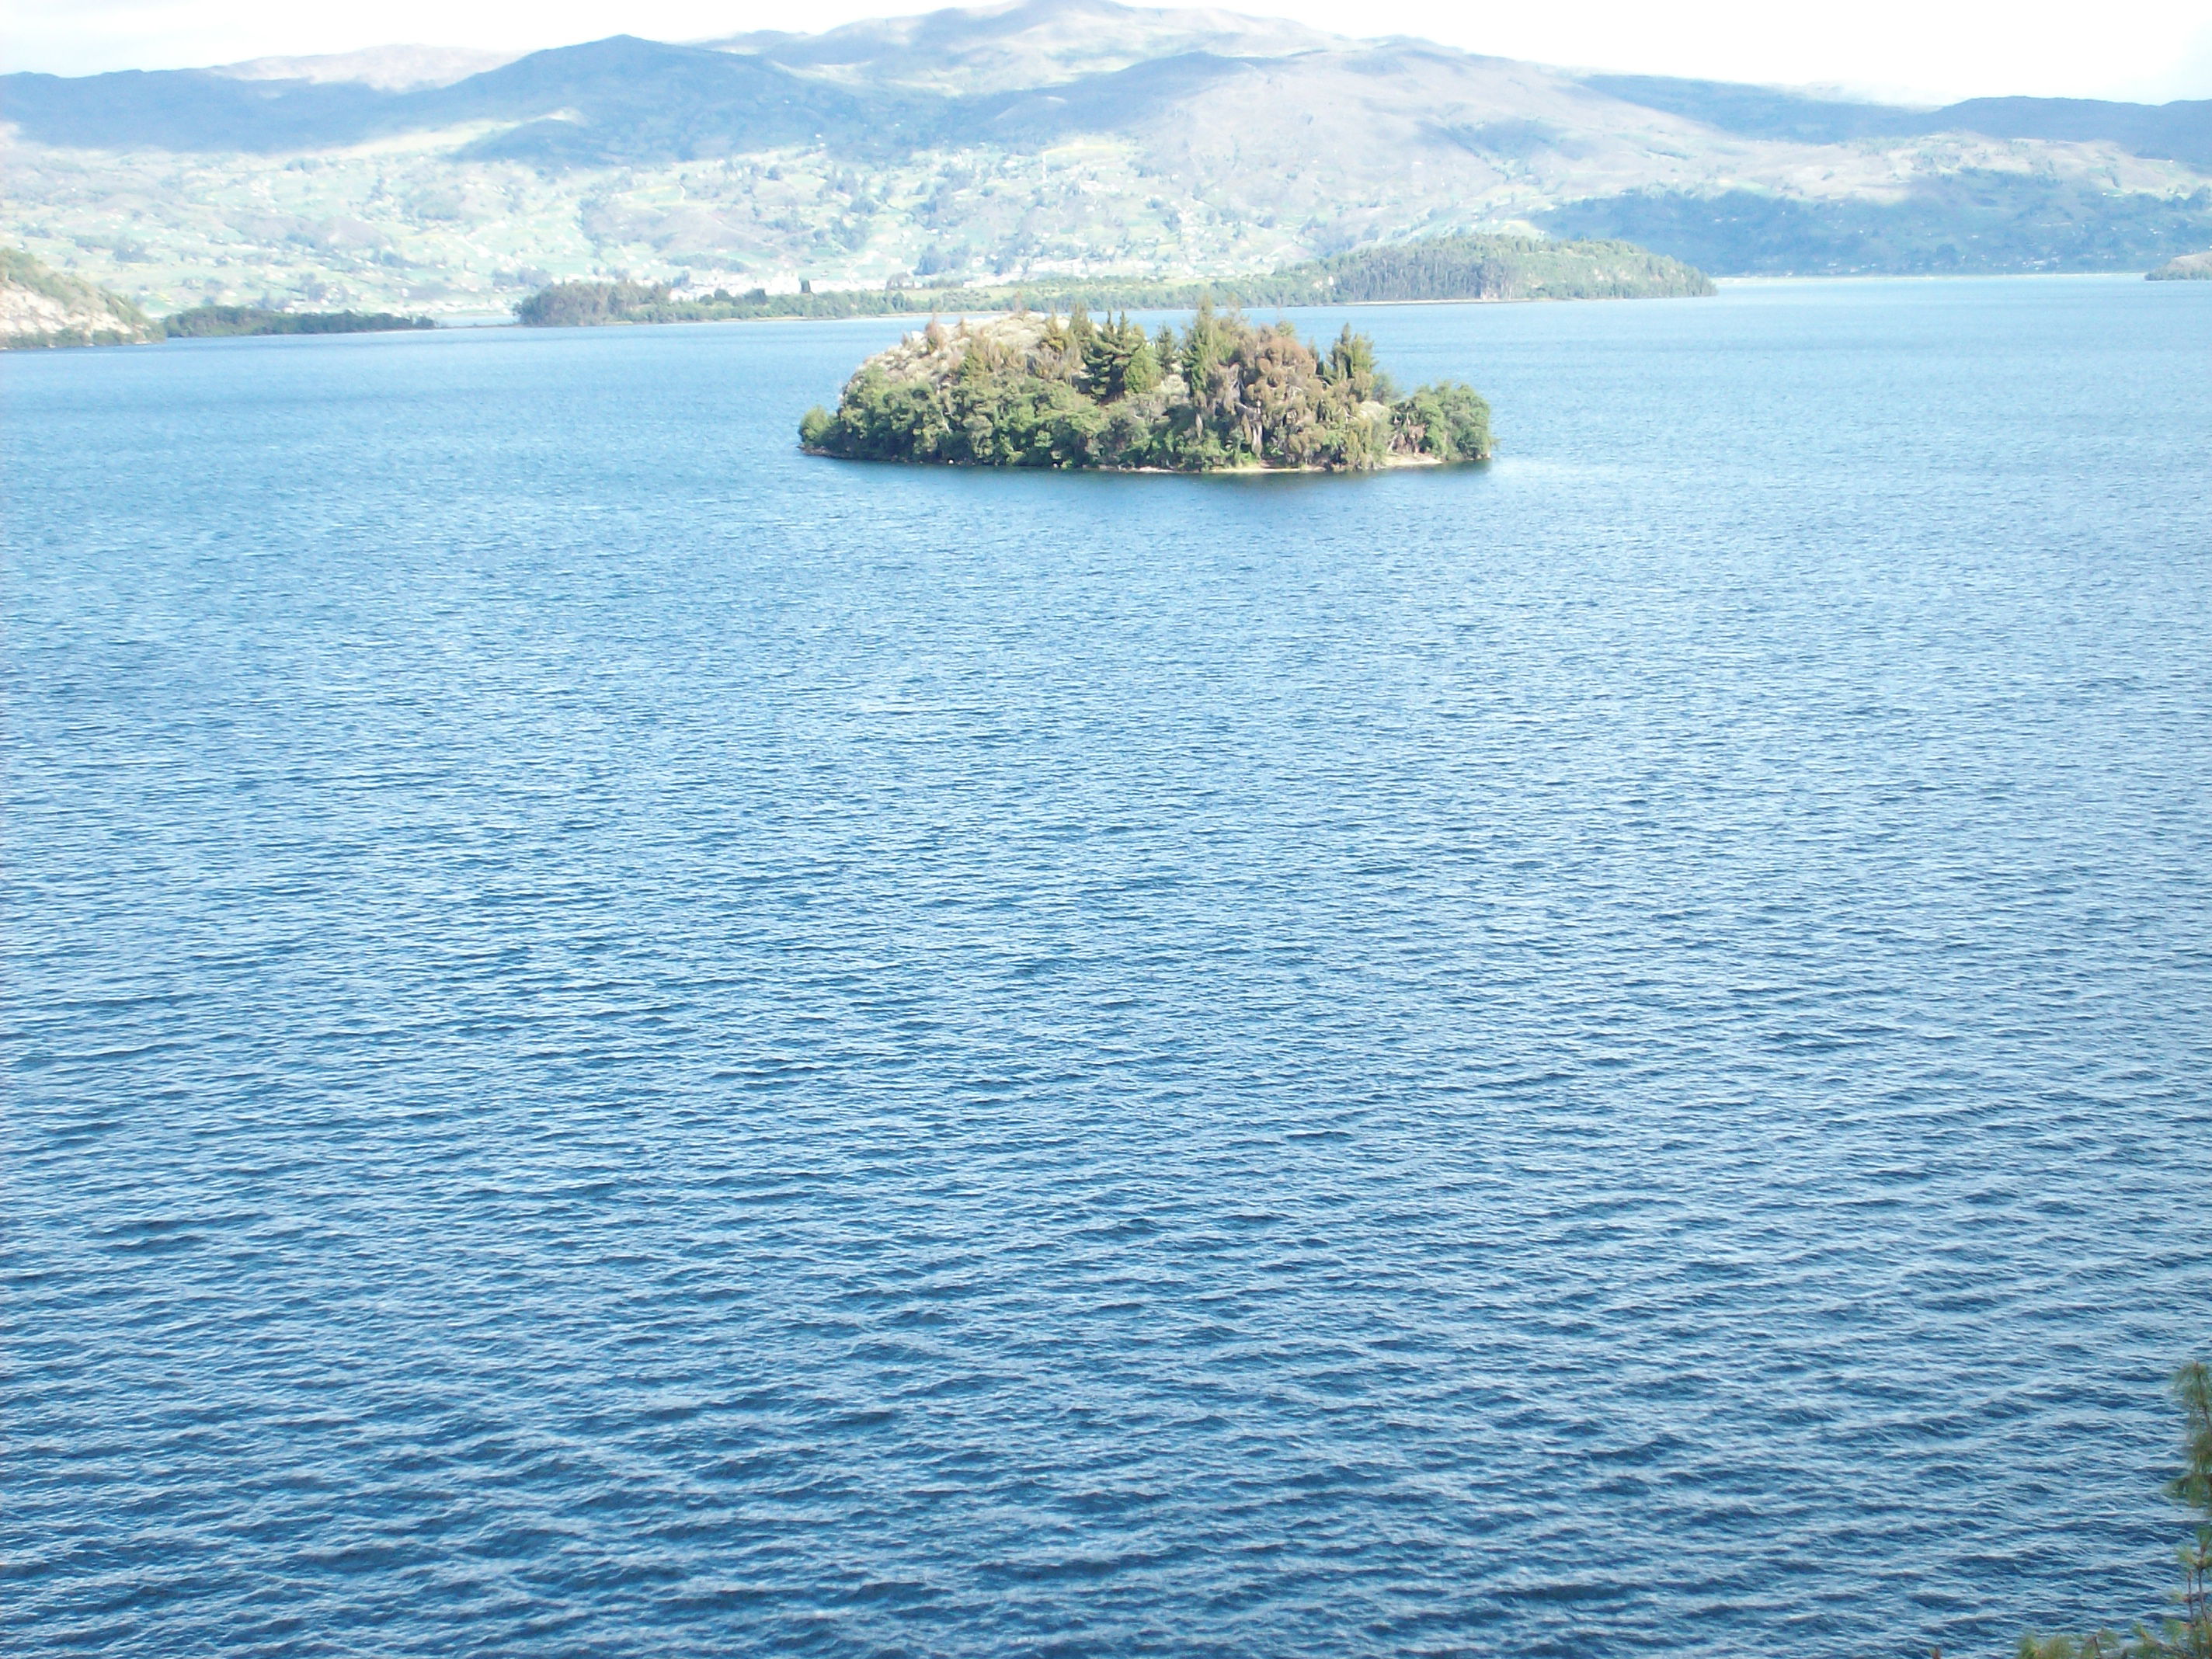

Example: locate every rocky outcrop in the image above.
[2147,249,2212,280]
[2,248,159,347]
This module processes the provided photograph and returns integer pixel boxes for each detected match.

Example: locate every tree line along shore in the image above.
[15,231,2208,350]
[513,235,1717,327]
[4,233,1700,349]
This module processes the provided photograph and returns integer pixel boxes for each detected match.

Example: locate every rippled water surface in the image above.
[7,277,2211,1657]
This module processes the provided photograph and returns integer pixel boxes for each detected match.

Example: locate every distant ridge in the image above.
[5,0,2210,315]
[1584,75,2212,169]
[210,45,522,92]
[701,0,1334,95]
[12,26,2203,168]
[0,37,915,160]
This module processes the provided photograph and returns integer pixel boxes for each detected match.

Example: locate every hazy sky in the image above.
[5,0,2210,103]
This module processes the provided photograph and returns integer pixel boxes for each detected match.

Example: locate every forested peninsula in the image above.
[517,234,1713,327]
[799,303,1490,473]
[162,306,435,338]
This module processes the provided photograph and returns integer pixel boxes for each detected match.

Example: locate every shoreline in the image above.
[494,270,2182,331]
[798,447,1453,474]
[33,270,2179,350]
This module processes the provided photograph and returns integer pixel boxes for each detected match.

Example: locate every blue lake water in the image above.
[5,276,2210,1657]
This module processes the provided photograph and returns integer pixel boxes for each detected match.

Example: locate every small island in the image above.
[798,302,1491,472]
[163,305,436,338]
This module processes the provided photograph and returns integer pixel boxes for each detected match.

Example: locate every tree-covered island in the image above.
[799,301,1491,472]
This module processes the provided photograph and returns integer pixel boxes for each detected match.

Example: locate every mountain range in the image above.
[4,0,2208,315]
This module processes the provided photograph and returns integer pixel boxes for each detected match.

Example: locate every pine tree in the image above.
[2021,1363,2212,1659]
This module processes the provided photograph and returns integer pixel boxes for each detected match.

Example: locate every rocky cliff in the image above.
[2,249,160,346]
[2147,249,2212,278]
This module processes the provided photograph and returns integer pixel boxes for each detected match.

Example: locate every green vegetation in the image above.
[513,281,697,325]
[1275,235,1714,301]
[3,248,434,346]
[798,300,1489,472]
[521,278,957,325]
[2021,1362,2212,1659]
[163,306,436,337]
[1543,179,2212,276]
[1,245,158,347]
[513,234,1712,328]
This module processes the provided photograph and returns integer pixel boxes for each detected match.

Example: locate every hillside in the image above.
[2148,249,2212,279]
[0,247,159,346]
[1580,75,2212,168]
[3,0,2208,315]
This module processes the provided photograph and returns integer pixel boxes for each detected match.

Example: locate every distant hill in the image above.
[0,37,918,161]
[5,0,2208,315]
[211,45,521,92]
[706,0,1334,96]
[1584,75,2212,170]
[1540,177,2212,277]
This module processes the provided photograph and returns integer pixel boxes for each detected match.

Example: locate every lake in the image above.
[6,276,2210,1657]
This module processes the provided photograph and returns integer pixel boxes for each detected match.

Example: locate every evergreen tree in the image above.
[2021,1363,2212,1659]
[1323,324,1378,398]
[1122,332,1161,397]
[1181,293,1226,388]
